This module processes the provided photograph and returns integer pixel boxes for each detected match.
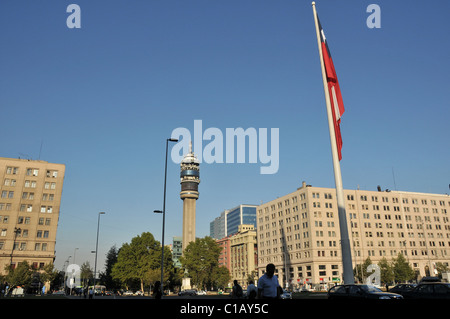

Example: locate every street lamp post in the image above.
[9,227,21,266]
[154,137,178,298]
[93,211,105,298]
[73,247,79,265]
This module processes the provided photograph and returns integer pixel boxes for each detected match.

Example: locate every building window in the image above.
[6,167,18,175]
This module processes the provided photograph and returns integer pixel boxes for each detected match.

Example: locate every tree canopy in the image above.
[180,236,228,289]
[111,232,173,291]
[354,254,416,284]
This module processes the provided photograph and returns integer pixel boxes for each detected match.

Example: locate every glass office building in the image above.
[210,204,257,239]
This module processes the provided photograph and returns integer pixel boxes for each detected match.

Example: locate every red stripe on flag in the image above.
[319,23,345,160]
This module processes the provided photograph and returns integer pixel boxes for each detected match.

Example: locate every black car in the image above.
[420,276,441,283]
[389,283,416,294]
[401,282,450,299]
[178,289,197,296]
[328,284,403,300]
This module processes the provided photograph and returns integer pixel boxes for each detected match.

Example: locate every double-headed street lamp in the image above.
[154,137,178,298]
[93,211,105,298]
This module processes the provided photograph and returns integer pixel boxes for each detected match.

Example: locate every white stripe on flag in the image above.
[321,29,326,42]
[331,86,341,120]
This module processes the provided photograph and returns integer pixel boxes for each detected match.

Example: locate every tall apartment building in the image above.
[257,181,450,288]
[0,158,65,274]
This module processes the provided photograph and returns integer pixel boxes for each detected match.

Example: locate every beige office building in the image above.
[257,181,450,288]
[0,158,65,274]
[229,224,258,287]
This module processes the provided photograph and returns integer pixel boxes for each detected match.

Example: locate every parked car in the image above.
[280,290,292,299]
[178,289,197,296]
[401,282,450,299]
[197,290,207,296]
[389,283,416,294]
[420,276,440,283]
[328,284,403,300]
[123,290,134,296]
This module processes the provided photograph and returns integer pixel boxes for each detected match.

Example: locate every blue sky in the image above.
[1,0,449,271]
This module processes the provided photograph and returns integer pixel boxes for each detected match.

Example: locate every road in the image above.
[65,292,328,300]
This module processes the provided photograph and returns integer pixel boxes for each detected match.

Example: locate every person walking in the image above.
[232,280,244,299]
[257,263,281,299]
[153,281,162,299]
[247,280,257,299]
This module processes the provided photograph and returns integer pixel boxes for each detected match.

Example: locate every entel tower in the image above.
[180,141,200,253]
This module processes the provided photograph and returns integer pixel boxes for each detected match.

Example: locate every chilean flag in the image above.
[318,16,345,160]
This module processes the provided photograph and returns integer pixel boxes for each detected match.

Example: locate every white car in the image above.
[197,290,207,295]
[11,287,24,297]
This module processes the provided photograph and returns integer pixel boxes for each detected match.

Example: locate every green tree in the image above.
[111,232,172,292]
[180,236,222,289]
[101,245,121,291]
[354,257,373,283]
[80,261,93,287]
[378,257,394,285]
[40,262,59,291]
[4,261,32,293]
[392,253,415,282]
[169,266,184,291]
[111,243,135,289]
[436,262,450,279]
[144,246,174,291]
[213,266,231,289]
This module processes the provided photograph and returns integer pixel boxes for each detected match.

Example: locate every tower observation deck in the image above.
[180,142,200,252]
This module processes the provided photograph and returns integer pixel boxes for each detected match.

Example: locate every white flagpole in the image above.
[312,1,354,284]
